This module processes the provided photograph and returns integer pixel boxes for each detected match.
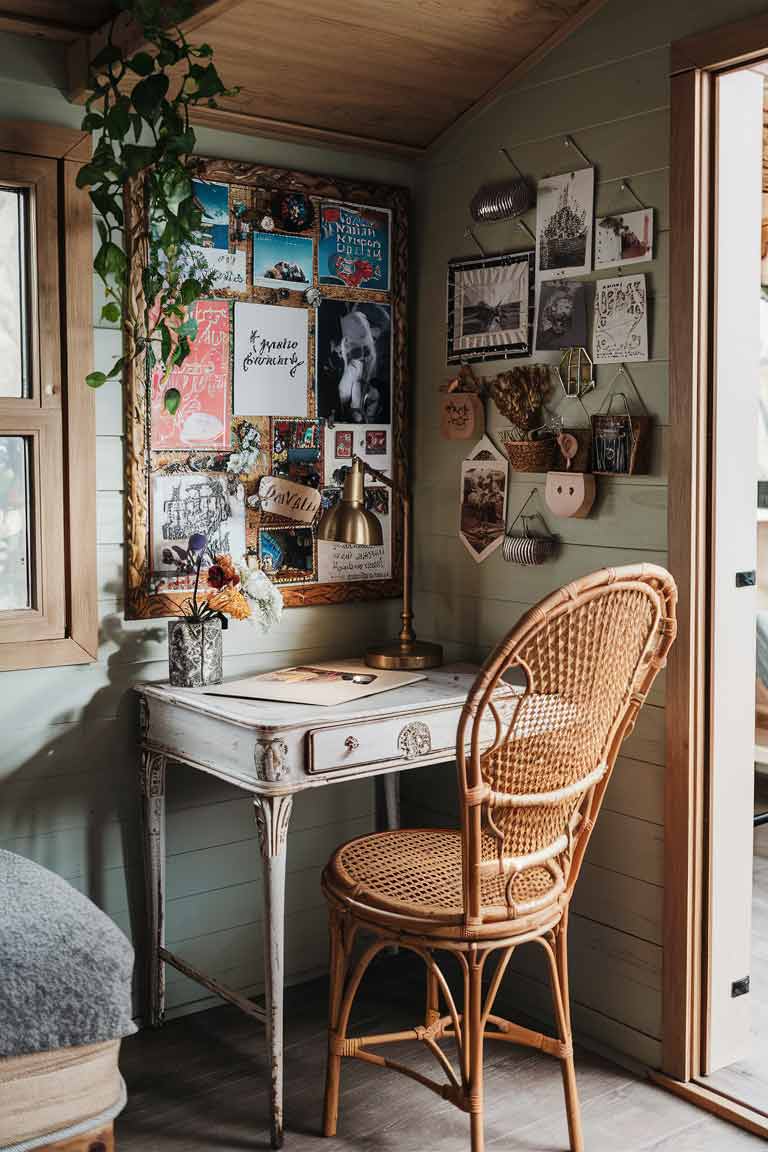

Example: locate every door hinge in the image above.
[731,975,750,997]
[735,571,756,587]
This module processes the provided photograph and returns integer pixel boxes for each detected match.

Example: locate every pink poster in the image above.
[151,300,231,450]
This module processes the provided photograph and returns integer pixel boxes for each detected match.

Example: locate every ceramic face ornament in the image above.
[545,471,596,519]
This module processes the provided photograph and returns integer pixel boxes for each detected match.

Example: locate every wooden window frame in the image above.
[0,122,97,670]
[664,12,768,1136]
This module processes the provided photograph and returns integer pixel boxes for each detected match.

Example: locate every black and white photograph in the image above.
[151,471,246,575]
[534,281,589,351]
[447,250,534,364]
[459,436,509,563]
[536,168,595,280]
[316,300,391,424]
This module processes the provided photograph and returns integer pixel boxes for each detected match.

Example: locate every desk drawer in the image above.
[307,710,458,775]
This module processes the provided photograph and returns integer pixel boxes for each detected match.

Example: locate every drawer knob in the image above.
[344,736,360,752]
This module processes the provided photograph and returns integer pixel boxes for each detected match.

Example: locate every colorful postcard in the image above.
[536,169,594,281]
[459,436,508,564]
[319,201,390,291]
[253,232,314,290]
[258,525,316,584]
[595,209,654,270]
[592,274,649,363]
[151,300,231,451]
[322,422,391,487]
[151,471,245,574]
[233,301,308,417]
[316,301,391,424]
[192,179,230,249]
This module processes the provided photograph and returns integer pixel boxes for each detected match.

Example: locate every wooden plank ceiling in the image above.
[0,0,606,152]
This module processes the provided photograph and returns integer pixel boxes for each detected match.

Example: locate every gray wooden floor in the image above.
[704,773,768,1114]
[117,952,764,1152]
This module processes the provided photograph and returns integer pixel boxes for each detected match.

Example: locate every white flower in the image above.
[240,565,283,633]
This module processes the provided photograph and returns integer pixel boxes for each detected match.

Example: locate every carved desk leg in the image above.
[254,793,294,1150]
[140,749,167,1028]
[383,773,401,830]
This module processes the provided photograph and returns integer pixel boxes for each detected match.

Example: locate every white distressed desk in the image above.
[136,665,518,1147]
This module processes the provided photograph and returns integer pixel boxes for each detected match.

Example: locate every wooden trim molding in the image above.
[672,12,768,75]
[665,66,710,1084]
[0,120,90,163]
[650,1072,768,1140]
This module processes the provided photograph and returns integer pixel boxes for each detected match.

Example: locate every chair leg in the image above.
[426,957,440,1026]
[466,952,486,1152]
[547,920,583,1152]
[323,909,346,1138]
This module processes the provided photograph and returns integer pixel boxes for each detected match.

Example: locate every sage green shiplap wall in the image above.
[0,37,414,1018]
[405,0,768,1068]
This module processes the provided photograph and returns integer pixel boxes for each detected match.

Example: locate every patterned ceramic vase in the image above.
[168,618,223,688]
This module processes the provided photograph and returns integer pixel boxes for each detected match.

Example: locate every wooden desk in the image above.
[136,665,518,1147]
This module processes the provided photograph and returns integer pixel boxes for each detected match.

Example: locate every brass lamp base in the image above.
[365,638,444,671]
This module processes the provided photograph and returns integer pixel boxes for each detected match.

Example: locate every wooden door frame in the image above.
[666,11,768,1089]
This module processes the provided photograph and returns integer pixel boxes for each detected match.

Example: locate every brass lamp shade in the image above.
[317,456,442,671]
[317,459,383,546]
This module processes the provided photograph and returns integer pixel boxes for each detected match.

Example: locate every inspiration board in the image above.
[123,157,408,619]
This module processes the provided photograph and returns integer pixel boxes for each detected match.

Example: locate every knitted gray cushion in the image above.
[0,850,136,1058]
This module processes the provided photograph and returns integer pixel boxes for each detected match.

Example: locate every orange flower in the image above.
[212,553,240,584]
[207,584,251,621]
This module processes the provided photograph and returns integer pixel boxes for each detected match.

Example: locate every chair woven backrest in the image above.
[455,564,677,925]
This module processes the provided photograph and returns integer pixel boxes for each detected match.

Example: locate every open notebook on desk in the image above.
[202,659,426,707]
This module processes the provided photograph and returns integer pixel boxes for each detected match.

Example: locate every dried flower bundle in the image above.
[167,534,283,630]
[487,365,551,438]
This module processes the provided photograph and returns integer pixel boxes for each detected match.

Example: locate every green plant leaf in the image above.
[75,164,104,189]
[90,43,123,72]
[180,277,201,305]
[86,371,107,389]
[107,356,125,378]
[81,112,103,131]
[101,302,121,323]
[123,143,155,176]
[177,317,198,340]
[160,322,172,365]
[164,387,181,414]
[105,101,132,138]
[127,50,155,75]
[131,72,169,118]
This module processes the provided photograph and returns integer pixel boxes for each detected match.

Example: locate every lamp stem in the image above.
[399,490,415,647]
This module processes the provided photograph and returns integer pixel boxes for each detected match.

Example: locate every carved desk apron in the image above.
[135,665,520,1148]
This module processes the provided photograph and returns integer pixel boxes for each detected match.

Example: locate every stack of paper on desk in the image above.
[202,659,426,707]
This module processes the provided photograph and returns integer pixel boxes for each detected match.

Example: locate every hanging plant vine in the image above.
[77,0,237,390]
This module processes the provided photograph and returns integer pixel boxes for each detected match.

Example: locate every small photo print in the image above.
[365,429,387,455]
[535,282,589,352]
[335,430,353,458]
[595,209,653,270]
[252,232,314,290]
[258,526,316,584]
[592,274,649,364]
[536,169,594,280]
[192,179,230,250]
[316,301,391,424]
[259,666,351,683]
[459,436,508,564]
[447,251,533,364]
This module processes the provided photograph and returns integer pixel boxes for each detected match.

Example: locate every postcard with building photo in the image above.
[151,471,246,576]
[536,169,594,280]
[447,251,533,363]
[459,436,508,564]
[595,208,654,270]
[534,281,589,352]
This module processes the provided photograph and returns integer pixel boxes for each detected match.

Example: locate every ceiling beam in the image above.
[427,0,611,154]
[66,0,246,104]
[0,12,80,41]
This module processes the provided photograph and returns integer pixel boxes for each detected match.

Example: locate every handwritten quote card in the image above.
[233,301,308,417]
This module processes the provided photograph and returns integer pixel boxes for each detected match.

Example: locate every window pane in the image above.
[0,436,31,609]
[0,188,30,398]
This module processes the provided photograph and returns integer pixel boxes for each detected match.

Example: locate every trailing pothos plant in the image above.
[77,0,237,392]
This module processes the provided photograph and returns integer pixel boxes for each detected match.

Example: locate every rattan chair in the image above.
[321,564,677,1152]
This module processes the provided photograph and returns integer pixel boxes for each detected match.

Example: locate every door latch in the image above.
[735,571,756,588]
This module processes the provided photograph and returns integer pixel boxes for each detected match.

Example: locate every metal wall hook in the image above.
[499,146,525,181]
[619,179,647,210]
[464,226,487,257]
[603,363,649,416]
[563,134,593,169]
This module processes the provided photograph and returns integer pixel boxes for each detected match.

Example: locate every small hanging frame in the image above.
[557,346,595,399]
[591,365,649,476]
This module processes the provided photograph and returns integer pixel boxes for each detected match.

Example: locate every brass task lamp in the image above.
[318,456,443,671]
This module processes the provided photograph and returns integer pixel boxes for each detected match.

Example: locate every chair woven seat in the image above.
[328,828,560,925]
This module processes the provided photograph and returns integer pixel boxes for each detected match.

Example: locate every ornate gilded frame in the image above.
[123,157,408,619]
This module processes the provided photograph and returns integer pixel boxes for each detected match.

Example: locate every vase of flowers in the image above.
[167,533,283,688]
